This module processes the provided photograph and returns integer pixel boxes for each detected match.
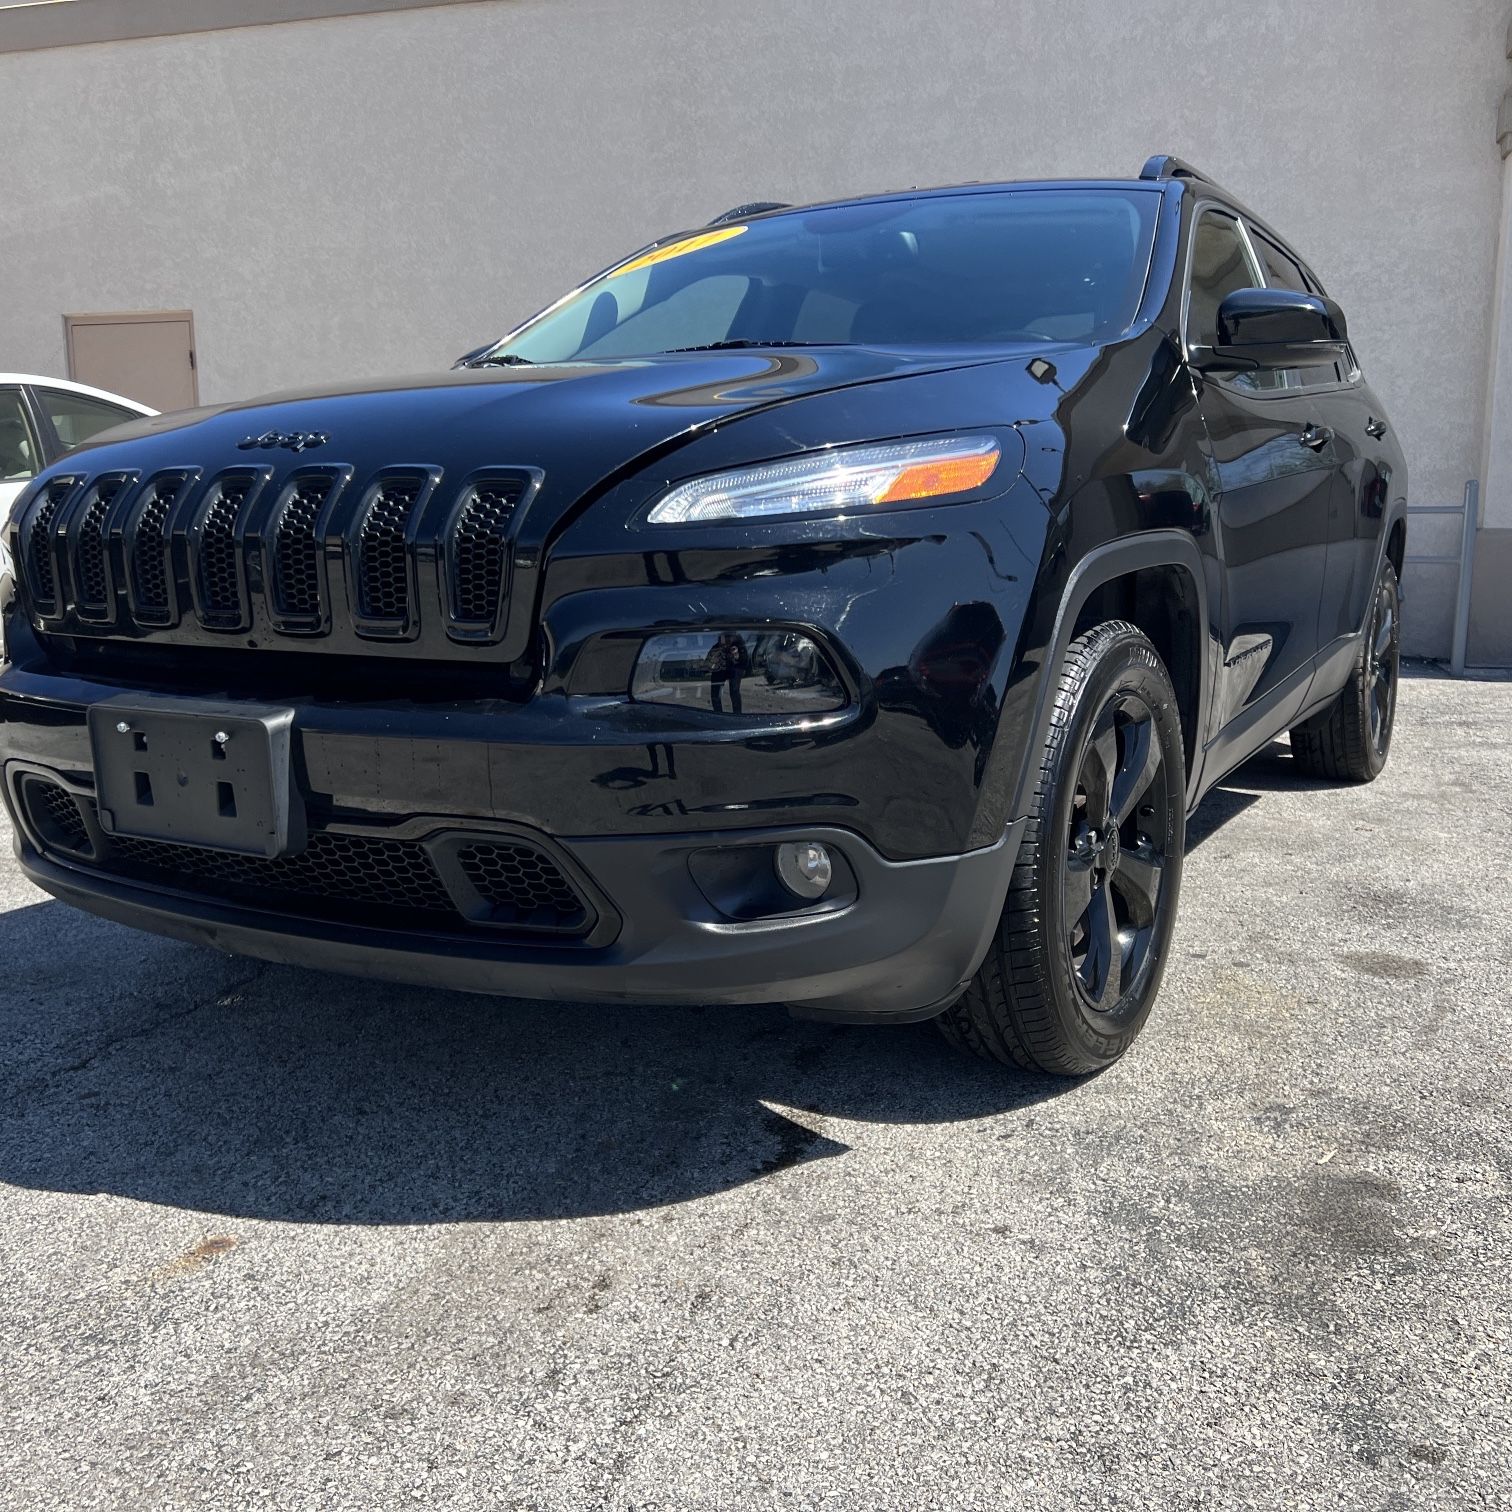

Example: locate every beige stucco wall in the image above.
[2,0,1509,652]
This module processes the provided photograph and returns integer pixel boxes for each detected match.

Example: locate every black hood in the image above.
[49,341,1111,538]
[66,347,1012,500]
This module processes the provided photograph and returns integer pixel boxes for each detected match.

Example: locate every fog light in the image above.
[775,841,833,900]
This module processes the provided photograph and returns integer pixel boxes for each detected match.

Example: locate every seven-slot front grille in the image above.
[13,466,535,647]
[19,778,593,939]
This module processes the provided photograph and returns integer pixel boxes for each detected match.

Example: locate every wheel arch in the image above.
[1009,531,1211,820]
[1384,508,1407,582]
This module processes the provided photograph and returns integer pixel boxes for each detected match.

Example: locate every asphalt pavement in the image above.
[1,666,1508,1510]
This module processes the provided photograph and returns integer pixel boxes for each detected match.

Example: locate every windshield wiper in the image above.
[468,341,838,364]
[660,340,842,354]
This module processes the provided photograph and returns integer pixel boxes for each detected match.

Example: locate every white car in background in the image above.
[1,374,156,517]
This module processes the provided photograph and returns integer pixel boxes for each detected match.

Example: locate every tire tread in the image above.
[940,620,1177,1076]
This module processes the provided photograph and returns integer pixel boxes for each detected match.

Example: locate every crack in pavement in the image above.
[59,964,270,1075]
[6,964,271,1103]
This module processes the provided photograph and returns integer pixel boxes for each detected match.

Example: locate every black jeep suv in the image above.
[0,156,1405,1075]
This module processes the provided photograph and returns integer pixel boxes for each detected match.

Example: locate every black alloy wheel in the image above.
[1365,575,1399,760]
[1064,692,1171,1017]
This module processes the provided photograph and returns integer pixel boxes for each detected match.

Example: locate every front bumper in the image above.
[15,819,1023,1021]
[0,669,1025,1021]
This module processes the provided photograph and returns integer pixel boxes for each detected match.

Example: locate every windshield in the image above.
[486,188,1160,363]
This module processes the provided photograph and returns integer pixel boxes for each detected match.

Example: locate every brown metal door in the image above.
[64,310,198,413]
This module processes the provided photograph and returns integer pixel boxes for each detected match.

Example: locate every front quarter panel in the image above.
[532,361,1070,859]
[970,327,1221,832]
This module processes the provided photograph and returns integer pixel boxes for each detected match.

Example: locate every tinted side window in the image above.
[1249,229,1340,389]
[1187,211,1259,349]
[1303,267,1359,379]
[0,389,40,483]
[36,389,140,450]
[1253,235,1307,291]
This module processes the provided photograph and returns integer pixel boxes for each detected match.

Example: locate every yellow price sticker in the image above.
[610,225,747,278]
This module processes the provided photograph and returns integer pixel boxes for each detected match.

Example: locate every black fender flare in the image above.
[1376,499,1409,585]
[1004,529,1211,824]
[1340,498,1406,648]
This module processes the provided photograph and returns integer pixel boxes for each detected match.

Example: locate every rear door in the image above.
[1186,207,1337,732]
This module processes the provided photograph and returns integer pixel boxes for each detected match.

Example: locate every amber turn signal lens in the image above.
[874,449,1001,504]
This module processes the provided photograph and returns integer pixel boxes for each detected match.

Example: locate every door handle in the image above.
[1365,417,1388,439]
[1298,424,1333,452]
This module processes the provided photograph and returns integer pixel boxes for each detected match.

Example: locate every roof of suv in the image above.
[718,156,1214,222]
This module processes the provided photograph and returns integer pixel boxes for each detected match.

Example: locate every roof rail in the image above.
[707,201,791,225]
[1139,155,1210,184]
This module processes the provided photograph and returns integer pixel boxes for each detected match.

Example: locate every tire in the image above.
[1289,560,1400,783]
[939,621,1187,1076]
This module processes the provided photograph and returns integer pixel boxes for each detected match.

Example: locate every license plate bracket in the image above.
[87,698,303,858]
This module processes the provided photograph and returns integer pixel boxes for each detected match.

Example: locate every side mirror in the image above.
[1193,288,1348,372]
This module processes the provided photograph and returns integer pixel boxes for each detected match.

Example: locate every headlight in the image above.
[645,435,1003,525]
[632,630,846,715]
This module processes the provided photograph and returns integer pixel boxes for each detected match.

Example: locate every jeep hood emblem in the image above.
[238,430,329,453]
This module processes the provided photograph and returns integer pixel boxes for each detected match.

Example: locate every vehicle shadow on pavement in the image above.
[0,895,1069,1224]
[0,731,1354,1227]
[1186,739,1331,848]
[0,741,1316,1226]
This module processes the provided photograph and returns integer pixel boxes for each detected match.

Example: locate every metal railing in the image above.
[1404,479,1477,675]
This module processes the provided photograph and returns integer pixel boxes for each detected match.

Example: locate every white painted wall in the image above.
[2,0,1509,648]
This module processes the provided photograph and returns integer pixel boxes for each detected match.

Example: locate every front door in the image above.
[1185,209,1335,731]
[1242,226,1360,652]
[65,310,197,414]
